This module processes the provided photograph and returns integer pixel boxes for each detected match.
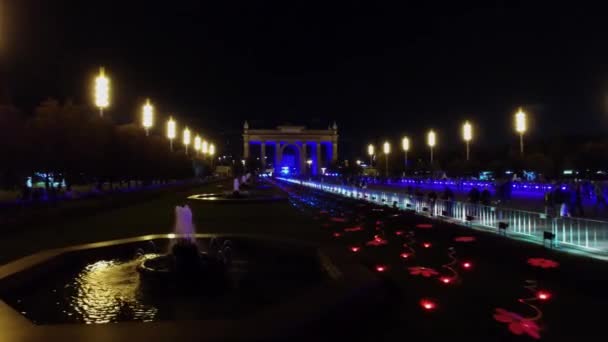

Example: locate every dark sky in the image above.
[3,1,608,158]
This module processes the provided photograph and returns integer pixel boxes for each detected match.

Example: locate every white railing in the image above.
[277,177,608,253]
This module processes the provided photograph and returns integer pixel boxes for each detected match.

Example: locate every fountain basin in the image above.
[187,192,287,203]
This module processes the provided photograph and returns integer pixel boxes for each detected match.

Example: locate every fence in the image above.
[278,177,608,253]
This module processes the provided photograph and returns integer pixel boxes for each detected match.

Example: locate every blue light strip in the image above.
[276,177,608,257]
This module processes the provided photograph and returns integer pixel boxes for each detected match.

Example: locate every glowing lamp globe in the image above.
[183,128,191,146]
[427,130,436,147]
[402,137,410,151]
[194,135,201,151]
[94,67,110,112]
[463,121,472,142]
[142,99,154,130]
[167,117,176,140]
[515,108,527,133]
[368,144,374,156]
[383,141,390,154]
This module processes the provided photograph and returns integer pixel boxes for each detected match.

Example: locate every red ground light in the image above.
[333,232,342,238]
[400,252,411,259]
[423,242,432,248]
[420,299,437,311]
[350,246,361,253]
[375,265,388,272]
[462,261,472,269]
[537,290,551,301]
[439,276,452,284]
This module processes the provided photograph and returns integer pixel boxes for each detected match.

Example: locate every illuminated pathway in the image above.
[277,177,608,259]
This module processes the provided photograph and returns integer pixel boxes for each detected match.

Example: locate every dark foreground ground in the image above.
[278,179,608,341]
[1,178,607,341]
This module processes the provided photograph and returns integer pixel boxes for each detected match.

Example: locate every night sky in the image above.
[3,1,608,158]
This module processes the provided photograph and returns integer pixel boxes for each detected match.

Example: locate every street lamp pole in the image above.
[463,121,472,161]
[402,136,409,172]
[383,141,390,178]
[427,130,436,165]
[515,108,527,156]
[167,117,176,152]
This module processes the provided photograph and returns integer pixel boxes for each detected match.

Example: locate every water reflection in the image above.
[67,258,158,324]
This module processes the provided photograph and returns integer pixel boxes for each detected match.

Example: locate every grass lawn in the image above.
[0,180,322,265]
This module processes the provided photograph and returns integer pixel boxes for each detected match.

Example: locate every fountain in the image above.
[137,205,231,288]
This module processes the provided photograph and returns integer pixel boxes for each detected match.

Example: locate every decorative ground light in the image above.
[494,280,547,339]
[422,242,432,248]
[400,252,411,259]
[420,299,437,311]
[333,232,342,238]
[462,261,472,269]
[375,265,388,272]
[527,258,559,269]
[395,230,404,236]
[350,246,361,253]
[439,276,452,284]
[408,266,439,277]
[454,236,476,242]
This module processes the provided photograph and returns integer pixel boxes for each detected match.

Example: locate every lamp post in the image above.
[183,127,191,155]
[142,99,153,136]
[383,141,390,178]
[462,121,472,161]
[194,135,201,156]
[202,140,209,155]
[167,117,176,151]
[427,130,436,164]
[209,143,216,169]
[94,67,109,117]
[401,136,410,171]
[368,144,375,167]
[515,108,527,156]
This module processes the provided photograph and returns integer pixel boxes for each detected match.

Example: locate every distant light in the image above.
[183,127,191,146]
[209,143,215,156]
[167,233,176,239]
[563,170,573,175]
[194,135,201,151]
[94,67,110,110]
[537,290,551,301]
[350,246,361,253]
[463,121,472,141]
[368,144,375,156]
[167,117,176,139]
[395,230,404,236]
[420,299,436,311]
[423,242,432,248]
[307,159,312,165]
[440,276,452,284]
[400,252,410,259]
[383,141,390,154]
[356,159,361,165]
[515,108,527,133]
[427,130,436,147]
[202,140,209,154]
[402,137,410,152]
[462,261,472,269]
[142,99,154,130]
[333,232,342,238]
[375,265,387,272]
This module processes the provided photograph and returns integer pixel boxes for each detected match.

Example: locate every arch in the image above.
[278,143,303,175]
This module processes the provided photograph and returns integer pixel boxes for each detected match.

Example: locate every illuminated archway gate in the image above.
[242,122,338,175]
